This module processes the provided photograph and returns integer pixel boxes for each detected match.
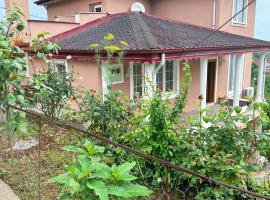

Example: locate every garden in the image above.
[0,6,270,200]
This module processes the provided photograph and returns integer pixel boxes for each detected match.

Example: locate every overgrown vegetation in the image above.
[1,6,270,200]
[49,141,152,200]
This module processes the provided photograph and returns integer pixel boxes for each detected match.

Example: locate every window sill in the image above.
[231,22,247,27]
[112,80,124,85]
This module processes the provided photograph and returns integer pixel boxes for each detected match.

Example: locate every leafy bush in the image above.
[0,6,29,132]
[48,140,152,200]
[76,89,137,138]
[121,63,192,193]
[30,70,76,118]
[175,99,270,198]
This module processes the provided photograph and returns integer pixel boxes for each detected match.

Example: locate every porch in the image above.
[102,52,267,113]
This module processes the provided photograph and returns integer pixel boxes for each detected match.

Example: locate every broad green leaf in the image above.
[7,94,16,104]
[48,173,70,185]
[120,173,137,181]
[47,43,55,51]
[107,185,129,197]
[68,178,81,195]
[93,163,111,179]
[63,146,87,154]
[117,162,136,176]
[123,183,152,197]
[87,180,109,200]
[78,155,92,176]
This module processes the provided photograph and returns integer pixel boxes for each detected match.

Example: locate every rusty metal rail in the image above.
[7,104,270,200]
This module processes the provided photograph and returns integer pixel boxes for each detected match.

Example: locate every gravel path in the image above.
[0,179,20,200]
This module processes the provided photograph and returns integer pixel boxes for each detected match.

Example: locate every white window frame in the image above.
[227,55,245,98]
[232,0,248,26]
[53,59,68,73]
[130,62,145,98]
[93,4,102,12]
[130,61,180,99]
[155,60,179,96]
[110,64,124,84]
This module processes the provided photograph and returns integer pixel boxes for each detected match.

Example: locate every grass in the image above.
[0,118,86,200]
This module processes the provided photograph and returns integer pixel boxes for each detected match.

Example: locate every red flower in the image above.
[198,95,204,100]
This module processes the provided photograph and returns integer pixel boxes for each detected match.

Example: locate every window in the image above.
[54,60,68,73]
[110,64,124,84]
[232,0,248,25]
[155,60,175,93]
[132,63,144,98]
[90,3,102,12]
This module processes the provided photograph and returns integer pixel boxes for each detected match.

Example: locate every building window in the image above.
[232,0,248,25]
[132,63,144,98]
[156,61,176,93]
[110,64,124,84]
[90,3,102,12]
[54,60,68,73]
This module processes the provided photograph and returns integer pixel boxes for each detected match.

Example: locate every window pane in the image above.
[133,63,143,97]
[111,65,122,83]
[56,63,66,73]
[233,0,247,23]
[156,67,164,91]
[165,61,174,92]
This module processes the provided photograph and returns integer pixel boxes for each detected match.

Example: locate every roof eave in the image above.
[47,45,270,62]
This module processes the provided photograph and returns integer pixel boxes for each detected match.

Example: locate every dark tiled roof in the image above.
[35,0,55,5]
[50,12,270,52]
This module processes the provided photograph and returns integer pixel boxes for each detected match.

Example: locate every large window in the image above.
[156,61,175,93]
[232,0,248,25]
[132,63,144,98]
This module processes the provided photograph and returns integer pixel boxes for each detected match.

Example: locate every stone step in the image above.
[0,179,20,200]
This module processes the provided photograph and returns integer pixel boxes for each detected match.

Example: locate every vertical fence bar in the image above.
[38,117,41,200]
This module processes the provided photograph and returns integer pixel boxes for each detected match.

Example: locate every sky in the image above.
[0,0,269,41]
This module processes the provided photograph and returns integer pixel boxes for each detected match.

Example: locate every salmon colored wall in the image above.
[5,0,29,19]
[106,0,151,14]
[79,13,108,24]
[46,0,108,20]
[243,54,253,89]
[216,0,256,37]
[182,59,201,112]
[151,0,213,28]
[216,56,229,98]
[68,60,102,93]
[27,20,79,38]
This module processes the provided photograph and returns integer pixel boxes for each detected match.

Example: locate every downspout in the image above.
[153,53,165,89]
[154,53,166,73]
[212,0,217,29]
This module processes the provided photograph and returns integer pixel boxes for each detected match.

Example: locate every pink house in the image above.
[5,0,270,112]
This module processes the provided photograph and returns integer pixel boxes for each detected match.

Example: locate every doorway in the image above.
[206,61,217,103]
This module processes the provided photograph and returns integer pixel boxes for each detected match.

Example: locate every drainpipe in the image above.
[154,53,166,73]
[153,53,165,90]
[212,0,217,29]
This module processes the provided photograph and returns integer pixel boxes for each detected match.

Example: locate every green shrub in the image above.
[77,89,137,138]
[48,140,152,200]
[30,70,76,118]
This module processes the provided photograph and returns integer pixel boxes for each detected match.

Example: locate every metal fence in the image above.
[0,105,269,200]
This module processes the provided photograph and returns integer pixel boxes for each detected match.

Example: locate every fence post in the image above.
[38,117,41,200]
